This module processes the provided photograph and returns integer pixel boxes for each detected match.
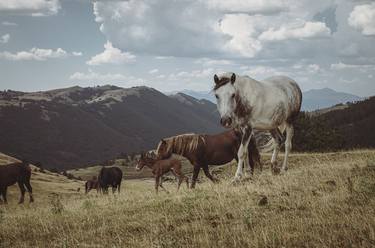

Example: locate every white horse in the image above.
[213,72,302,181]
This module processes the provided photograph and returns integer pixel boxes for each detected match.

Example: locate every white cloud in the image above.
[219,14,263,57]
[307,64,321,73]
[203,0,288,14]
[259,21,331,41]
[148,69,159,74]
[70,70,145,85]
[168,68,215,81]
[242,66,281,77]
[348,3,375,36]
[2,21,17,26]
[0,48,80,61]
[72,51,83,56]
[195,57,234,66]
[331,62,375,71]
[93,0,339,59]
[0,0,60,16]
[0,34,10,44]
[87,41,136,66]
[154,56,174,60]
[70,71,127,81]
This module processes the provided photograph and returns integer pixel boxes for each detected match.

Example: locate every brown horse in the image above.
[85,176,100,194]
[156,129,260,188]
[0,161,34,204]
[98,167,123,194]
[135,152,189,194]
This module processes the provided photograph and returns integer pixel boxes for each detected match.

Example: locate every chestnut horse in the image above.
[135,152,189,193]
[0,161,34,204]
[155,129,260,188]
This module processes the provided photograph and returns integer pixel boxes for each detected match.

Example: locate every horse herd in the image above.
[0,72,302,202]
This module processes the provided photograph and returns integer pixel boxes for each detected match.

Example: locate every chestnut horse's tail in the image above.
[255,131,274,153]
[255,126,286,153]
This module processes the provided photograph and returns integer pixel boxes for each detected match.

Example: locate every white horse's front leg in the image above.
[234,127,252,181]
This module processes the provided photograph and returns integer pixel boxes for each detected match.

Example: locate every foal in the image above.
[135,152,189,194]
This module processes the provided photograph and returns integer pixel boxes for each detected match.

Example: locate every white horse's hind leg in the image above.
[282,124,293,171]
[270,129,283,172]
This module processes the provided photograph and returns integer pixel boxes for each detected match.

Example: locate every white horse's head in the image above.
[213,73,237,128]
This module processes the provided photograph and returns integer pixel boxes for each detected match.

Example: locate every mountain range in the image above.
[174,88,361,111]
[0,86,222,170]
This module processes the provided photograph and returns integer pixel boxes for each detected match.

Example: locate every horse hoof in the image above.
[272,167,281,175]
[231,177,242,185]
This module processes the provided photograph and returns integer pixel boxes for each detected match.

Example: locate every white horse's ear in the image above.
[231,73,236,84]
[214,74,219,84]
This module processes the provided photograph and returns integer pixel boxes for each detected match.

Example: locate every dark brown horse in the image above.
[135,152,189,194]
[156,129,260,188]
[0,161,34,204]
[85,176,100,194]
[98,167,123,194]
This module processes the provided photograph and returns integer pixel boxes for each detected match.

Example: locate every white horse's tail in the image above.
[254,125,286,153]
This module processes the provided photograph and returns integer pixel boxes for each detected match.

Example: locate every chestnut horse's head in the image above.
[135,152,156,171]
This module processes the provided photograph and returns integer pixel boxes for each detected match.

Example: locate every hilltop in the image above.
[0,86,222,170]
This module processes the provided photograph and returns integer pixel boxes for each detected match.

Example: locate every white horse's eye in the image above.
[215,94,219,99]
[231,94,235,99]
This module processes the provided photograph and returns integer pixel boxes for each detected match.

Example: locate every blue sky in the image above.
[0,0,374,96]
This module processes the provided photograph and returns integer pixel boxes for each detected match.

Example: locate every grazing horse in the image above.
[0,161,34,204]
[135,152,189,193]
[85,176,100,194]
[98,167,123,194]
[213,72,302,181]
[155,129,260,188]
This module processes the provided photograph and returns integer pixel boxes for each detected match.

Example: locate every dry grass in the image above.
[1,150,375,247]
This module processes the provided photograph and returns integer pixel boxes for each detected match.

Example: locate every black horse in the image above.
[98,167,123,194]
[0,161,34,204]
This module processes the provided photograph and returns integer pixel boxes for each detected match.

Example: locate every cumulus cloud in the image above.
[92,0,341,59]
[87,41,136,66]
[168,68,215,81]
[0,48,81,61]
[259,21,331,41]
[331,62,375,71]
[203,0,288,14]
[2,21,17,26]
[348,3,375,36]
[70,70,145,85]
[70,71,126,81]
[194,58,234,66]
[0,0,60,16]
[148,69,159,74]
[0,34,10,44]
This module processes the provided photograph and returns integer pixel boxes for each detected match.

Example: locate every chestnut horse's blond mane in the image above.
[164,133,204,156]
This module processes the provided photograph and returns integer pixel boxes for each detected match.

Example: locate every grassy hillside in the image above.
[0,153,82,205]
[1,150,375,247]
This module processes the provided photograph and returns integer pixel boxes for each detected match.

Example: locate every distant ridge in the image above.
[176,87,362,111]
[0,85,222,170]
